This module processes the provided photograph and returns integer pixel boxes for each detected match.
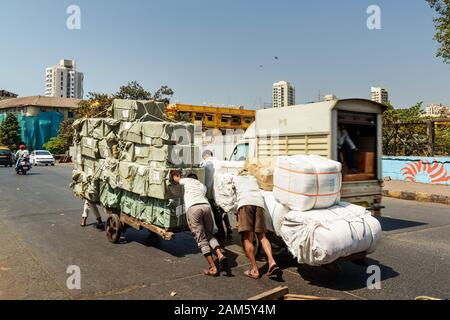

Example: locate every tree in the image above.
[0,113,22,151]
[56,119,75,153]
[383,102,430,156]
[113,81,152,100]
[427,0,450,63]
[43,137,66,155]
[76,92,113,118]
[113,81,174,103]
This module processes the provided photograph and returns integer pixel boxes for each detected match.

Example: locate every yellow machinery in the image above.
[166,103,255,132]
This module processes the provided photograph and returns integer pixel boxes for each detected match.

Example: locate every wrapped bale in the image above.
[99,181,122,210]
[119,122,142,144]
[80,137,99,159]
[280,202,382,266]
[134,144,201,168]
[112,99,165,122]
[141,121,194,146]
[98,158,120,189]
[274,155,342,211]
[82,156,98,177]
[120,191,187,230]
[70,170,100,204]
[86,118,120,140]
[98,139,118,159]
[72,119,88,141]
[261,191,290,236]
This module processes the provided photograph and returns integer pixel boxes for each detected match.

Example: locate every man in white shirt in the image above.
[201,150,232,239]
[171,170,228,277]
[338,125,358,173]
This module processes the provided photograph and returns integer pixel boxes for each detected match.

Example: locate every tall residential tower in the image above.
[45,59,84,99]
[370,87,389,104]
[272,81,295,108]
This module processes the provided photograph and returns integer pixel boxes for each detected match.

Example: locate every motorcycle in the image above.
[15,157,31,175]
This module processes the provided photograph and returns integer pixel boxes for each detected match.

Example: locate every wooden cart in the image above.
[103,208,188,243]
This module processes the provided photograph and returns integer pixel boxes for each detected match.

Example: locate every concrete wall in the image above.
[383,156,450,185]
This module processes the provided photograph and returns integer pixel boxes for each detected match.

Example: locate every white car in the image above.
[30,150,55,166]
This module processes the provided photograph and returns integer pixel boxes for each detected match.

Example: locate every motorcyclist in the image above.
[15,145,30,168]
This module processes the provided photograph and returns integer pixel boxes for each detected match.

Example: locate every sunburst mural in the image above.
[401,160,450,184]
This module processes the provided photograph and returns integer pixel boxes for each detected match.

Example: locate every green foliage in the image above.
[77,93,113,118]
[0,112,22,151]
[43,137,66,155]
[54,119,75,154]
[427,0,450,64]
[383,102,450,156]
[113,81,152,100]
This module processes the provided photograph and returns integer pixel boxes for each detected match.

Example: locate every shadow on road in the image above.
[295,257,399,291]
[119,228,203,257]
[378,216,427,232]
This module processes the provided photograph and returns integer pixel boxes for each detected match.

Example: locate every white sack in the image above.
[274,155,342,211]
[261,191,290,236]
[280,202,382,266]
[213,173,237,214]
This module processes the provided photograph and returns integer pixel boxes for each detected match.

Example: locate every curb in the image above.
[382,189,450,206]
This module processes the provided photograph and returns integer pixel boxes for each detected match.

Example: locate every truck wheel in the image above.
[106,214,122,244]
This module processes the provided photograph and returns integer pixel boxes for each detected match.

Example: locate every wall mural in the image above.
[401,160,450,184]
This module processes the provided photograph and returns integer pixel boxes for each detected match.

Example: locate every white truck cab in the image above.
[229,98,387,214]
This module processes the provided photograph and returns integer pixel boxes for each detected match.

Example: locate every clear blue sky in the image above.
[0,0,449,109]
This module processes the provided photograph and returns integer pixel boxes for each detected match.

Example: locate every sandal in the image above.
[267,264,280,277]
[244,270,260,280]
[203,267,219,277]
[80,217,87,227]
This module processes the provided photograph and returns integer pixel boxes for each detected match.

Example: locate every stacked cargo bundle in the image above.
[70,99,204,231]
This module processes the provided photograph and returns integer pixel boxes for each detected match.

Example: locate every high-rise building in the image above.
[370,87,389,104]
[272,81,295,108]
[426,103,450,117]
[45,59,84,99]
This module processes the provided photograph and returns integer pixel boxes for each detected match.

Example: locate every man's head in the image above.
[187,173,199,180]
[19,145,25,150]
[202,149,213,160]
[170,170,181,184]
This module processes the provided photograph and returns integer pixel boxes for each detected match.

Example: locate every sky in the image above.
[0,0,449,109]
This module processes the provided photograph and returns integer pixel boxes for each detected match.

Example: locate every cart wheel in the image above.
[106,214,122,244]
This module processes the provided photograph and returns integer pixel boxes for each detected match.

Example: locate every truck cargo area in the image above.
[338,111,377,182]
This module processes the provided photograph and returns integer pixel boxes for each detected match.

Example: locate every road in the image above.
[0,165,449,300]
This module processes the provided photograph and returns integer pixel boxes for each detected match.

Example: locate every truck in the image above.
[228,98,387,215]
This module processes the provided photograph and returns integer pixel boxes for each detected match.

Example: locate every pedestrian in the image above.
[80,200,104,230]
[235,178,280,280]
[171,170,228,277]
[201,150,233,239]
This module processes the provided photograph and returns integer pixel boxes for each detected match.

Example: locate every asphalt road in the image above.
[0,165,449,300]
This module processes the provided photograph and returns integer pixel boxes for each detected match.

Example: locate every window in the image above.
[68,111,74,118]
[230,143,249,161]
[206,115,214,122]
[194,114,203,121]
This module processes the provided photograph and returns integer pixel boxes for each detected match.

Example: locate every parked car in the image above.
[0,147,14,167]
[30,150,55,166]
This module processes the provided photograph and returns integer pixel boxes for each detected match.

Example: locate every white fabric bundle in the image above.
[234,176,265,210]
[213,160,245,176]
[261,191,290,236]
[274,155,342,211]
[280,202,382,266]
[213,173,237,214]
